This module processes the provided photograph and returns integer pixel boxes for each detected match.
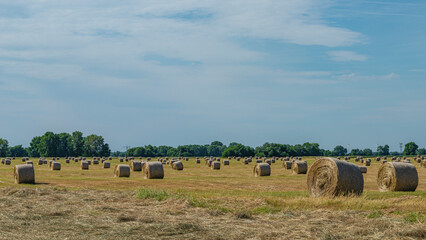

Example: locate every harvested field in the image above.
[0,157,425,239]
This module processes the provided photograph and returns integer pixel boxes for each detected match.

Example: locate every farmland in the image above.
[0,157,425,239]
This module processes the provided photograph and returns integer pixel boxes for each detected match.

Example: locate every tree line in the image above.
[118,141,426,158]
[0,131,110,157]
[1,134,425,158]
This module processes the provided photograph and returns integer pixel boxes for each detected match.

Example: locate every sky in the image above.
[0,0,425,152]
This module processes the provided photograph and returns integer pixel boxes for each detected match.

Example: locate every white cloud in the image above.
[335,72,399,81]
[328,51,368,61]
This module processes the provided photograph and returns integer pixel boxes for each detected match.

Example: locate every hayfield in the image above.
[0,157,425,239]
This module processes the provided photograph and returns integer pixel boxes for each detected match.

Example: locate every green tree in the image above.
[331,145,347,156]
[83,134,109,157]
[8,145,27,157]
[362,148,373,156]
[57,132,72,157]
[377,145,390,156]
[71,131,84,156]
[417,148,426,155]
[38,132,59,157]
[350,149,362,156]
[0,138,8,157]
[27,136,42,157]
[404,142,418,155]
[222,144,254,157]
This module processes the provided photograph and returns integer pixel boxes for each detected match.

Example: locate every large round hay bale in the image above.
[283,161,292,169]
[254,163,271,177]
[81,161,89,170]
[292,161,308,174]
[5,159,11,165]
[14,164,35,184]
[143,162,164,179]
[103,161,110,168]
[130,161,142,171]
[377,162,418,192]
[243,159,249,164]
[364,160,371,166]
[114,165,131,177]
[38,159,43,165]
[211,161,220,170]
[172,161,184,170]
[307,157,364,197]
[359,166,367,174]
[65,159,70,163]
[51,162,61,171]
[93,160,99,165]
[196,159,200,164]
[223,160,230,165]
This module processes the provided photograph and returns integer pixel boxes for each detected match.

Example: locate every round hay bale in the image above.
[51,162,61,171]
[172,161,184,170]
[265,159,272,165]
[65,159,70,163]
[377,162,418,192]
[292,161,308,174]
[307,157,364,197]
[143,162,164,179]
[14,164,35,184]
[38,159,44,165]
[223,160,230,165]
[119,158,123,162]
[114,164,131,177]
[21,158,26,162]
[381,160,387,164]
[283,161,292,169]
[87,160,92,165]
[207,160,213,167]
[196,159,200,164]
[271,159,275,163]
[364,161,371,166]
[103,161,111,168]
[5,159,11,165]
[211,161,220,170]
[422,160,426,168]
[43,160,48,164]
[359,166,367,174]
[93,160,99,165]
[243,159,249,165]
[253,163,271,177]
[81,161,89,170]
[74,159,78,163]
[26,161,33,165]
[130,161,142,171]
[49,160,54,168]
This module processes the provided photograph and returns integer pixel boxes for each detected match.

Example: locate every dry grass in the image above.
[0,157,425,239]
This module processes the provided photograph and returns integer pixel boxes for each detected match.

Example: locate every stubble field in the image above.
[0,157,424,239]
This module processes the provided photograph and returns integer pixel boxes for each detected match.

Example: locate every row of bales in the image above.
[8,155,425,197]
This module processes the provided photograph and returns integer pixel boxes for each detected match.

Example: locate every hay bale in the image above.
[119,158,123,162]
[26,161,33,165]
[38,159,43,165]
[49,160,54,168]
[143,162,164,179]
[207,160,213,167]
[14,164,35,184]
[211,161,220,170]
[43,160,48,164]
[5,159,11,165]
[381,160,387,164]
[51,162,61,171]
[359,166,367,174]
[243,159,249,165]
[364,160,371,166]
[103,161,111,168]
[172,161,184,170]
[223,160,230,165]
[93,160,99,165]
[253,163,271,177]
[81,161,89,170]
[130,161,142,171]
[265,159,271,165]
[283,161,292,169]
[196,159,200,164]
[21,157,26,162]
[65,159,70,163]
[114,164,131,177]
[292,161,308,174]
[422,160,426,168]
[377,162,418,192]
[307,157,364,197]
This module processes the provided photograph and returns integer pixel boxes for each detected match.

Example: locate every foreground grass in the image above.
[0,187,424,240]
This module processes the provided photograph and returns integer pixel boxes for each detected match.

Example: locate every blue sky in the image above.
[0,0,425,152]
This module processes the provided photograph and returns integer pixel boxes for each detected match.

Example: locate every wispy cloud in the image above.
[335,73,399,81]
[328,51,368,61]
